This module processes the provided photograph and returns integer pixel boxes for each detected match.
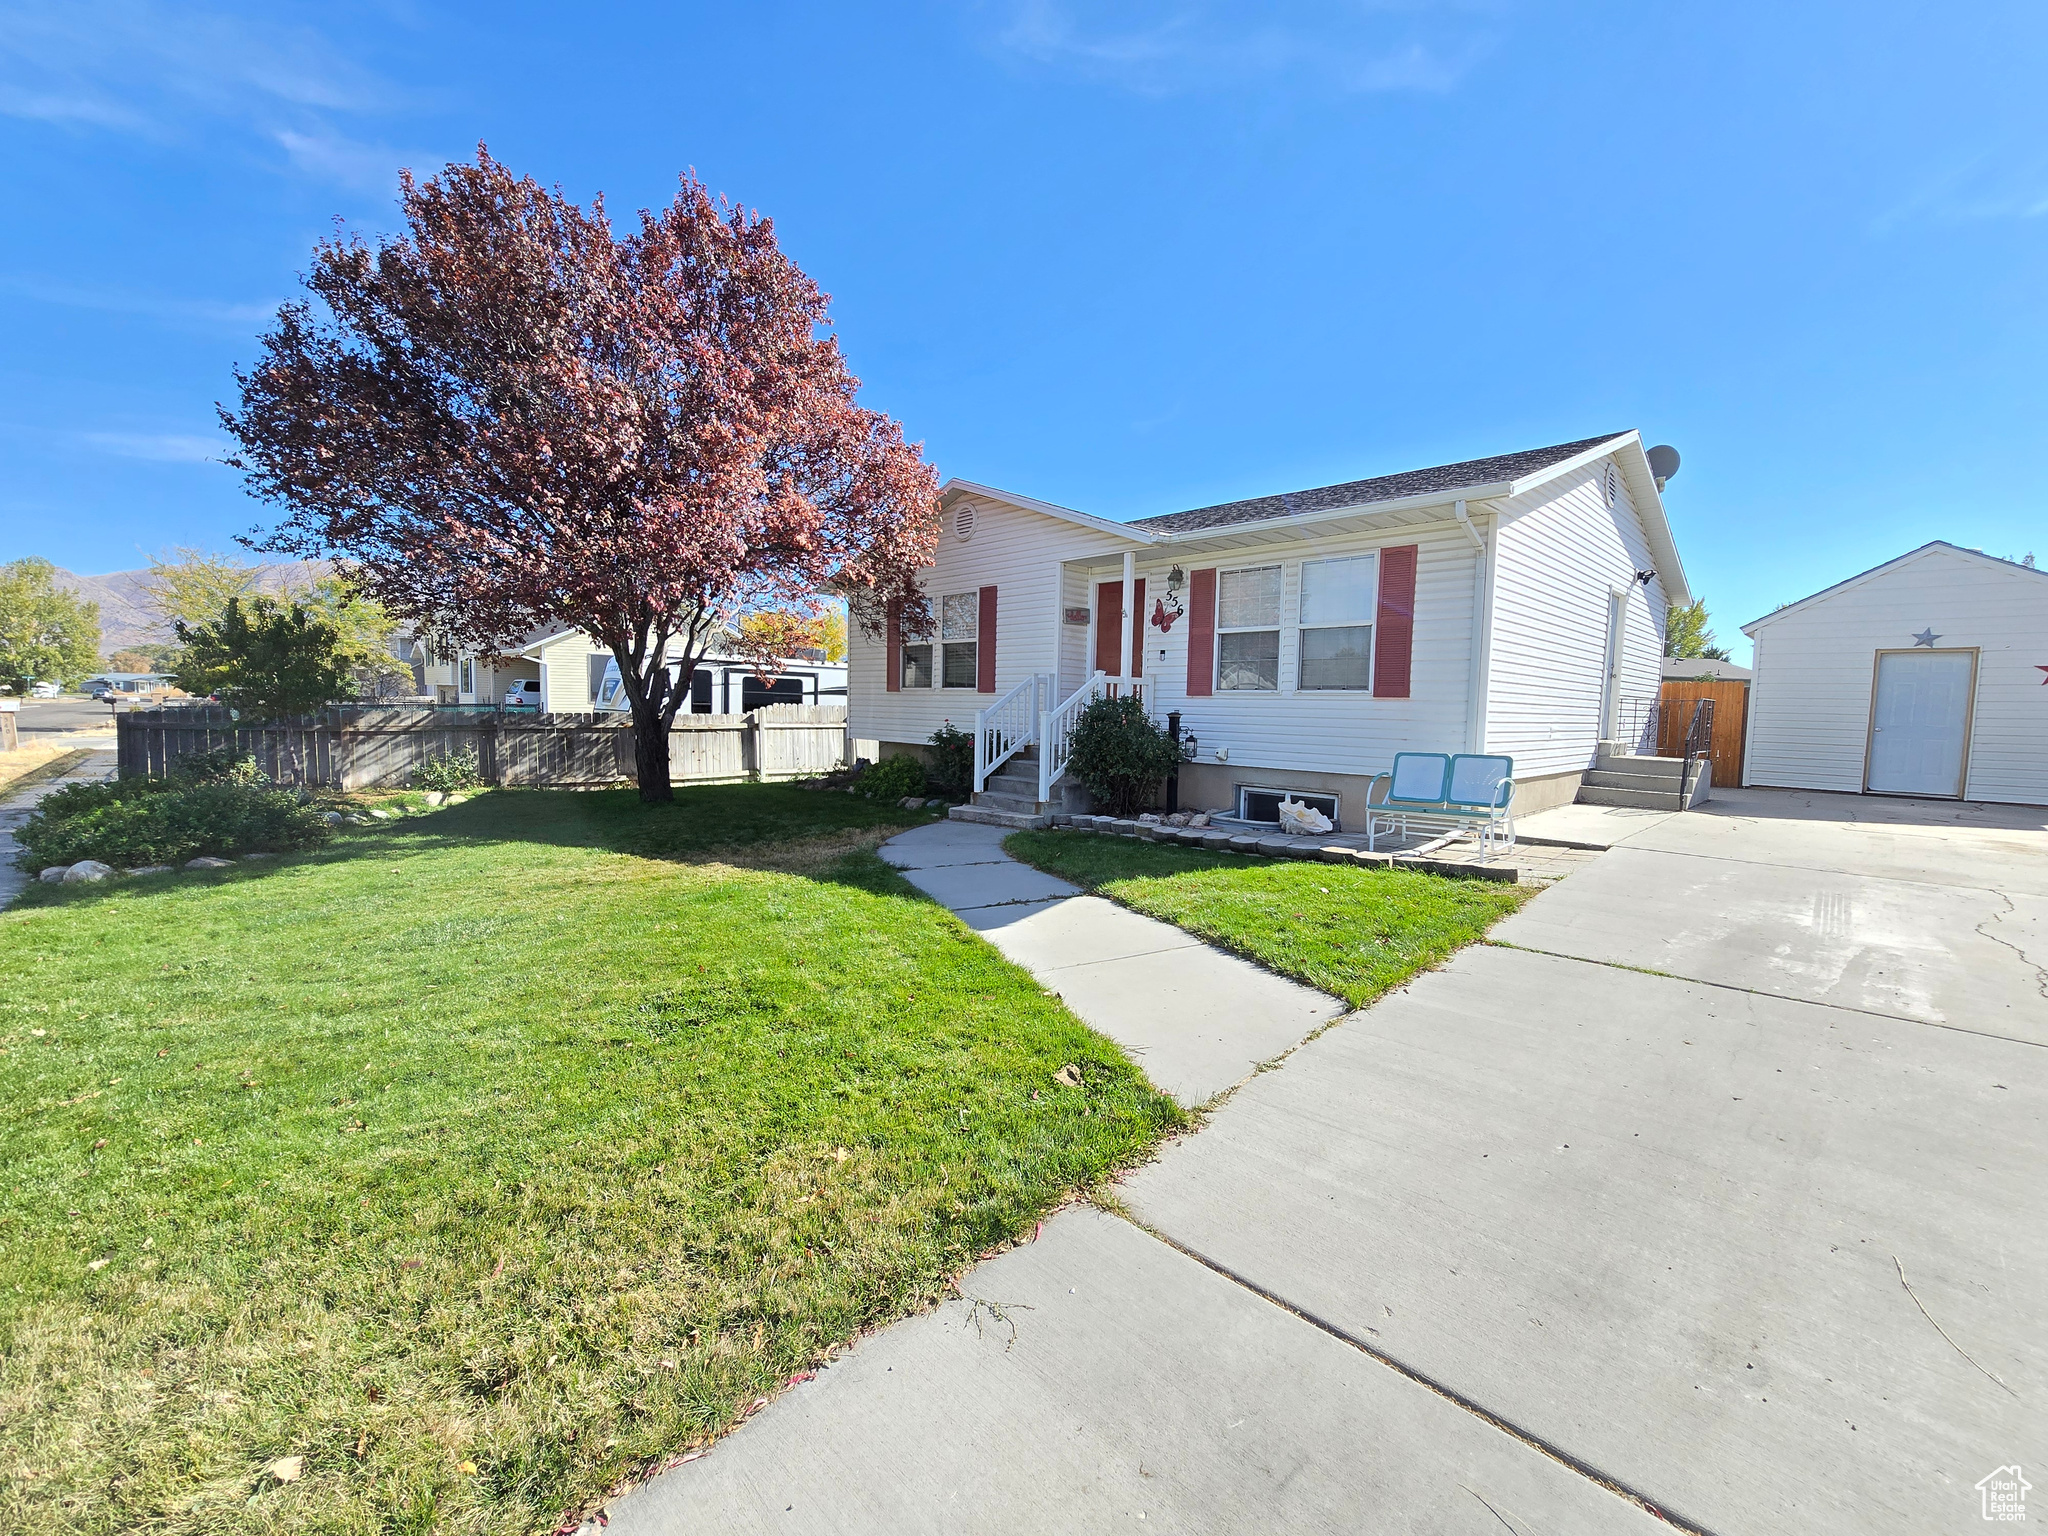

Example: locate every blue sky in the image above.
[3,1,2045,661]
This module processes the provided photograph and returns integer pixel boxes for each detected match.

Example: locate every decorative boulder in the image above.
[900,796,925,809]
[369,808,393,820]
[124,865,176,877]
[241,852,278,861]
[185,856,234,870]
[1188,812,1211,828]
[38,866,67,884]
[61,860,115,883]
[444,794,467,805]
[421,791,446,806]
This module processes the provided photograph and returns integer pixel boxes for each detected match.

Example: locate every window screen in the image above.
[1216,566,1281,691]
[940,592,978,687]
[1299,555,1377,690]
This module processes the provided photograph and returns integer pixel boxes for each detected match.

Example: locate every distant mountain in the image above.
[52,561,332,651]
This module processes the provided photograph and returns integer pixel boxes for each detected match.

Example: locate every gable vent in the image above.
[1603,463,1619,507]
[954,504,976,541]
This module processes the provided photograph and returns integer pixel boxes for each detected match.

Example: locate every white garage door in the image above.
[1866,650,1975,797]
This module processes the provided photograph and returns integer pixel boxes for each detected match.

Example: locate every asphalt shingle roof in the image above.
[1128,433,1630,534]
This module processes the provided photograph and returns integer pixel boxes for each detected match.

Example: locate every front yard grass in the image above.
[1004,830,1531,1007]
[1,785,1181,1535]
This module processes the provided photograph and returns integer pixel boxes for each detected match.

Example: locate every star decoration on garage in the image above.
[1912,628,1940,647]
[2038,665,2048,685]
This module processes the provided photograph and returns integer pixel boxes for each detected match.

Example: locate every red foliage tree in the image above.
[223,149,938,801]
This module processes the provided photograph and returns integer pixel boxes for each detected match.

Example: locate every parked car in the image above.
[30,681,60,698]
[502,679,543,710]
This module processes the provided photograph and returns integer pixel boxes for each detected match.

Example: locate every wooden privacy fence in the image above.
[115,702,849,790]
[1657,679,1749,788]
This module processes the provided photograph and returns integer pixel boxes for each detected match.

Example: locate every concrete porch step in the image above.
[1576,785,1687,811]
[984,771,1041,800]
[1593,753,1687,781]
[971,789,1050,815]
[1582,769,1702,793]
[948,804,1052,830]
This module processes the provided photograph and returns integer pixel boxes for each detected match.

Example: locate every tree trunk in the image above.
[633,697,673,803]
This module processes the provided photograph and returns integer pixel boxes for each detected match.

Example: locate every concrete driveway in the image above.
[607,789,2044,1535]
[1126,787,2046,1533]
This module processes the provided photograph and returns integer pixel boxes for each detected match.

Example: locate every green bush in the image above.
[172,747,269,787]
[856,753,927,802]
[1066,694,1182,817]
[15,777,331,872]
[924,723,975,800]
[412,746,483,793]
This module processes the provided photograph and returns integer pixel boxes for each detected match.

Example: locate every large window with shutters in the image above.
[1216,565,1282,691]
[940,592,979,688]
[1298,554,1378,690]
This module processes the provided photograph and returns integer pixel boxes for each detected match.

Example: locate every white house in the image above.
[1742,541,2048,804]
[849,430,1689,826]
[421,628,847,715]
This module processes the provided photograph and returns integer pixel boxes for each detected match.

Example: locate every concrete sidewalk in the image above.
[0,750,117,910]
[880,821,1340,1105]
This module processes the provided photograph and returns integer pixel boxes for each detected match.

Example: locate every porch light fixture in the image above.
[1167,565,1185,593]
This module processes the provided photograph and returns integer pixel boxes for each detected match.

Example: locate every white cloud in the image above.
[0,1,414,187]
[78,431,231,464]
[0,275,276,329]
[1873,156,2048,232]
[985,0,1495,96]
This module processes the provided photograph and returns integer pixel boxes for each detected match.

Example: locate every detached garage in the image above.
[1743,541,2048,805]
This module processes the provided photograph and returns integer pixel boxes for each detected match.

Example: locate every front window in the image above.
[900,642,933,688]
[1216,565,1281,691]
[1298,554,1377,690]
[940,592,979,688]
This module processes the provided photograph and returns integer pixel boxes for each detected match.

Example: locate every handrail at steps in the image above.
[1037,671,1108,803]
[972,673,1050,793]
[1679,695,1715,811]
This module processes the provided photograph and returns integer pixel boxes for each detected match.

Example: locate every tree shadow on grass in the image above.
[11,782,949,910]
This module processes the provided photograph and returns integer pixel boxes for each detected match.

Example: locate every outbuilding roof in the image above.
[1129,433,1630,533]
[1741,540,2048,635]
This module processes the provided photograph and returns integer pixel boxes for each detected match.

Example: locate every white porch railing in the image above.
[973,673,1053,793]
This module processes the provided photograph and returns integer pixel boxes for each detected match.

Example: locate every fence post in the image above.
[745,710,763,781]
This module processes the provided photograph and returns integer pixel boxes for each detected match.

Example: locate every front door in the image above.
[1600,590,1625,739]
[1093,578,1146,678]
[1866,649,1975,797]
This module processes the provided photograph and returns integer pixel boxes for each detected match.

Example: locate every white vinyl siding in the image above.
[1744,546,2048,804]
[1484,461,1666,777]
[1137,525,1479,780]
[847,498,1133,746]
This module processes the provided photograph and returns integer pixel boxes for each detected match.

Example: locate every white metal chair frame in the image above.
[1364,752,1517,858]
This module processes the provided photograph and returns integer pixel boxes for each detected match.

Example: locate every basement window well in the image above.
[1233,786,1341,829]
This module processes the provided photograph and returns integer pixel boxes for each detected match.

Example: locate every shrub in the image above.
[1065,694,1181,817]
[856,753,927,802]
[924,723,975,800]
[172,747,269,787]
[412,746,483,793]
[15,778,331,871]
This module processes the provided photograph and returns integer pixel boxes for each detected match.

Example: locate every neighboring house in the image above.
[419,628,847,714]
[851,431,1689,824]
[1742,541,2048,804]
[84,671,185,700]
[1661,656,1752,681]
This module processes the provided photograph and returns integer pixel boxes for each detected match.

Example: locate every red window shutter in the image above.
[977,585,997,692]
[885,604,901,692]
[1186,568,1216,697]
[1373,545,1418,699]
[1129,578,1147,678]
[1095,581,1122,675]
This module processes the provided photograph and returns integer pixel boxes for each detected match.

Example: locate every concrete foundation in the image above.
[1171,761,1585,828]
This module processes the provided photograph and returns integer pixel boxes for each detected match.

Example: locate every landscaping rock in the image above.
[1188,812,1211,828]
[61,860,115,883]
[345,814,371,826]
[422,791,446,806]
[369,808,393,820]
[185,856,234,870]
[900,796,925,809]
[38,866,66,884]
[318,810,344,825]
[444,794,467,805]
[241,852,278,861]
[124,865,176,877]
[924,798,947,808]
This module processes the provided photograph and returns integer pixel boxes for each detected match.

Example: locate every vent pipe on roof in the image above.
[1646,444,1680,492]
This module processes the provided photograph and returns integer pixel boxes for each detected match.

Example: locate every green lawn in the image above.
[1,786,1181,1535]
[1003,829,1531,1008]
